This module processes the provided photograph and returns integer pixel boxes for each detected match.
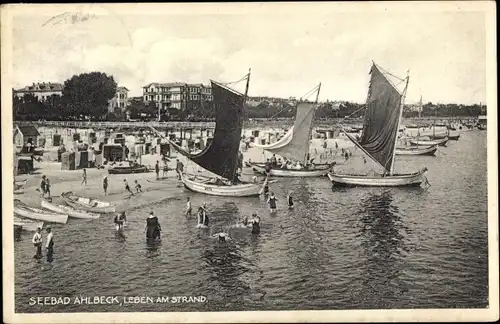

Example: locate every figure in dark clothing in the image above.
[155,161,160,180]
[145,212,161,240]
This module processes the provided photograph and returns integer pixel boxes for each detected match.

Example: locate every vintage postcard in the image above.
[2,2,498,323]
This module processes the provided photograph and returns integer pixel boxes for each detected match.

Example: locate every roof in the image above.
[15,82,63,93]
[117,86,129,92]
[142,82,210,89]
[16,125,40,137]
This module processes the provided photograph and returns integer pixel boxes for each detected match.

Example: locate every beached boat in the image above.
[328,62,429,187]
[448,132,460,140]
[410,137,448,147]
[41,199,100,219]
[108,165,149,174]
[395,145,437,156]
[249,84,335,177]
[170,71,266,197]
[14,199,68,224]
[14,215,44,231]
[14,179,27,191]
[61,192,116,213]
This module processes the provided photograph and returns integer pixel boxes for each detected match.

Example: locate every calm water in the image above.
[15,131,488,312]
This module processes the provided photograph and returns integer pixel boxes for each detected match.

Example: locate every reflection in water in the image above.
[355,191,409,308]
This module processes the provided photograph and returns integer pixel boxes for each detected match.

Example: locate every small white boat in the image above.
[41,199,100,219]
[14,179,27,191]
[181,173,263,197]
[395,145,437,156]
[250,163,331,177]
[328,168,428,187]
[14,200,68,224]
[14,215,44,231]
[61,192,116,213]
[410,137,448,147]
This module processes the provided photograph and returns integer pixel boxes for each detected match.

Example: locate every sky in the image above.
[9,3,490,105]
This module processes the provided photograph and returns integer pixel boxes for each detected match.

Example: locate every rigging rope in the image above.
[222,73,249,86]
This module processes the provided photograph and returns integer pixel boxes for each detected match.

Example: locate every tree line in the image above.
[13,72,486,121]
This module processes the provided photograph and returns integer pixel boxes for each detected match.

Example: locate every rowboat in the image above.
[41,199,100,219]
[181,173,263,197]
[328,62,429,188]
[250,163,331,177]
[108,165,149,174]
[14,215,44,231]
[14,200,68,224]
[448,134,460,140]
[328,168,428,187]
[395,145,437,156]
[409,137,448,147]
[61,192,116,213]
[169,72,265,197]
[14,179,27,191]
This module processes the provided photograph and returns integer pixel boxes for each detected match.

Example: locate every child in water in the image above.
[114,212,127,231]
[250,213,261,234]
[267,192,277,213]
[186,197,192,216]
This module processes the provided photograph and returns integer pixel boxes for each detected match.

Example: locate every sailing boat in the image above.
[327,62,428,187]
[248,84,334,177]
[169,72,265,197]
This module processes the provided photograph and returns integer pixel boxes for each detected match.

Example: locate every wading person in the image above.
[32,227,42,259]
[211,231,231,243]
[186,197,192,216]
[251,213,261,234]
[134,180,143,193]
[267,192,277,213]
[145,212,161,241]
[81,168,87,186]
[197,206,209,227]
[114,212,127,231]
[45,226,54,263]
[155,161,160,180]
[287,191,294,209]
[123,179,134,196]
[103,176,109,195]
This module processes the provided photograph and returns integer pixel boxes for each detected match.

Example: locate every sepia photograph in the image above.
[1,2,498,323]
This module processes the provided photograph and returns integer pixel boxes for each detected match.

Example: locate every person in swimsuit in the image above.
[39,176,47,198]
[123,179,134,196]
[145,212,161,240]
[211,231,231,243]
[114,212,127,231]
[197,206,209,227]
[32,227,42,259]
[267,192,277,213]
[155,161,160,180]
[251,213,261,234]
[134,180,143,193]
[262,177,270,196]
[103,176,109,195]
[45,178,51,198]
[186,197,192,216]
[287,191,294,209]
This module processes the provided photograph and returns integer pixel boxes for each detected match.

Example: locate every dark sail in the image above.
[170,81,244,181]
[357,64,403,173]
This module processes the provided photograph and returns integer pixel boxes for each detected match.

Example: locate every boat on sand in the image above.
[14,215,44,231]
[61,192,116,213]
[108,165,149,174]
[395,145,437,156]
[41,199,100,219]
[14,199,68,224]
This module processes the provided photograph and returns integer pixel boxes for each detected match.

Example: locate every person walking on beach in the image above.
[134,180,143,193]
[103,176,109,195]
[287,191,294,209]
[39,175,47,198]
[123,179,134,196]
[45,178,51,198]
[162,162,169,178]
[145,212,161,241]
[155,161,160,180]
[32,227,42,259]
[186,197,192,216]
[81,168,87,186]
[176,159,184,180]
[267,192,278,213]
[45,226,54,263]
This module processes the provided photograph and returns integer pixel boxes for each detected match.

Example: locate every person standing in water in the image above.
[186,197,192,216]
[81,168,87,186]
[123,179,134,196]
[262,177,270,196]
[103,176,109,195]
[197,206,209,227]
[211,231,232,243]
[145,212,161,240]
[251,213,261,234]
[267,192,277,213]
[155,161,160,180]
[45,226,54,263]
[287,191,294,209]
[32,227,42,259]
[114,212,127,231]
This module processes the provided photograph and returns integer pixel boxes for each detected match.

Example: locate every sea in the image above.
[14,130,489,312]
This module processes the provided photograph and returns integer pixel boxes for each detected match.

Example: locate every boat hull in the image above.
[61,192,116,213]
[410,137,448,147]
[448,135,460,140]
[14,216,44,231]
[41,199,100,219]
[108,166,149,174]
[181,173,263,197]
[14,200,68,224]
[395,145,437,156]
[250,163,330,177]
[327,170,427,187]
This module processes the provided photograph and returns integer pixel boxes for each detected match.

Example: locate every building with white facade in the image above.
[142,82,212,111]
[14,82,63,101]
[108,86,130,114]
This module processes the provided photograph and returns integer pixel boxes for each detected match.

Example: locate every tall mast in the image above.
[244,68,251,103]
[303,83,321,164]
[389,70,409,175]
[232,69,251,182]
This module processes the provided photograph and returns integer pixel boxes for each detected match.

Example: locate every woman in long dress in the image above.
[145,212,161,240]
